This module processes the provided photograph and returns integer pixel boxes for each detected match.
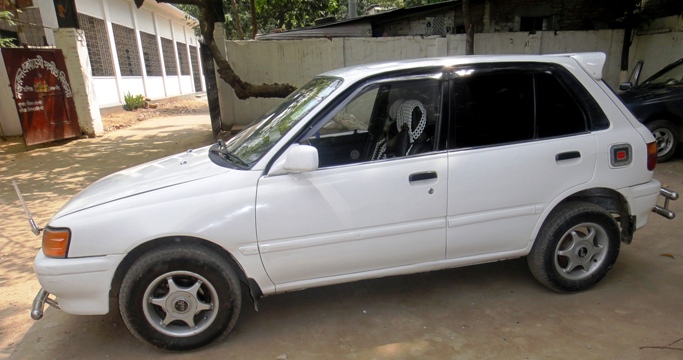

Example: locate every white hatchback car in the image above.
[29,53,677,350]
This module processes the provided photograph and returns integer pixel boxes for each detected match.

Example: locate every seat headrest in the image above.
[397,99,427,143]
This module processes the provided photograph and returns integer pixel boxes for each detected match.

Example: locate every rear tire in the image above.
[528,202,620,293]
[119,244,241,350]
[646,120,678,162]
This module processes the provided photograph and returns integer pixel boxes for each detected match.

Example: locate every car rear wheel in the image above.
[119,244,241,350]
[528,202,620,293]
[646,119,678,162]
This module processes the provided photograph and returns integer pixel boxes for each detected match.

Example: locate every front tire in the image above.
[646,119,679,162]
[119,244,241,350]
[528,202,620,293]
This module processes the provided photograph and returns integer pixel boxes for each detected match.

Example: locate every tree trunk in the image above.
[230,0,244,40]
[462,0,474,55]
[249,0,257,39]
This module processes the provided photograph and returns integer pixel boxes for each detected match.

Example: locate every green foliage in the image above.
[124,92,147,111]
[0,11,16,48]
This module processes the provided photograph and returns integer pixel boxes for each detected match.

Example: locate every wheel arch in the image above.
[533,187,634,246]
[109,236,263,306]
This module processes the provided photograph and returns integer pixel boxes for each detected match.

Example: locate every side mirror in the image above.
[619,82,633,91]
[269,144,319,176]
[284,144,319,173]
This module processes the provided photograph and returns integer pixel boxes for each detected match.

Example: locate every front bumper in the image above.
[31,251,125,318]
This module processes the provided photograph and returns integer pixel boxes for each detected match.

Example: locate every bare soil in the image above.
[101,96,211,132]
[1,102,682,359]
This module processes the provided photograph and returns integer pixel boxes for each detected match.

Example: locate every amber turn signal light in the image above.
[42,228,71,258]
[646,142,657,171]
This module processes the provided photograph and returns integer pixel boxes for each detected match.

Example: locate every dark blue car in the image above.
[619,58,683,162]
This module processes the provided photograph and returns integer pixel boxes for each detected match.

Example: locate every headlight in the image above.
[42,227,71,258]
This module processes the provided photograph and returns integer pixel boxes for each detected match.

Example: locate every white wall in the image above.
[220,30,630,128]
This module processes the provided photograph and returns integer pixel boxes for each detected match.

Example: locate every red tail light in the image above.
[647,142,657,171]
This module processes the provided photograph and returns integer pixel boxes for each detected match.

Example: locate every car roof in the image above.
[321,52,606,82]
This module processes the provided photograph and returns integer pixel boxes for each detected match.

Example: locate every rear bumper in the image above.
[619,179,662,230]
[32,251,124,316]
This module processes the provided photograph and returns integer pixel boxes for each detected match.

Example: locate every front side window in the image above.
[221,77,342,166]
[302,76,443,168]
[451,64,588,149]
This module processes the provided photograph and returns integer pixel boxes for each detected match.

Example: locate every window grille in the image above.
[161,38,177,75]
[77,13,115,76]
[112,23,141,76]
[176,41,190,75]
[140,32,162,76]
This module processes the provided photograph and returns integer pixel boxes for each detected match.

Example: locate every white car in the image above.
[29,53,678,350]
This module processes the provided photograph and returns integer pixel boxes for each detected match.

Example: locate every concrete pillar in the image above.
[53,28,104,137]
[213,23,233,130]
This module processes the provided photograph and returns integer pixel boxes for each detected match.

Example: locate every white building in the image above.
[2,0,204,112]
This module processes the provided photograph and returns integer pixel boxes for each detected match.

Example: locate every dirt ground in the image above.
[1,102,682,359]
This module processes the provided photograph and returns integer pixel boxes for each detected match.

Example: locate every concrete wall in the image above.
[220,30,630,128]
[629,16,683,81]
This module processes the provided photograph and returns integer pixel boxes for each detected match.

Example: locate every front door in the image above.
[256,74,449,288]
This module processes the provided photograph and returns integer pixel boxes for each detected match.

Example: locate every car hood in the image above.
[620,85,683,105]
[53,146,230,219]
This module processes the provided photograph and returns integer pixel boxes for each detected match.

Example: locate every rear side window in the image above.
[450,64,594,149]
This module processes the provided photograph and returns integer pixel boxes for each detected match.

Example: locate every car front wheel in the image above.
[647,119,679,162]
[119,244,241,350]
[528,202,620,293]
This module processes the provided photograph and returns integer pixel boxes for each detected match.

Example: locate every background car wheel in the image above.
[646,120,679,162]
[119,244,241,350]
[528,202,620,293]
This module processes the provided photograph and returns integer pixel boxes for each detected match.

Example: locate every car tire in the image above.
[646,120,679,162]
[119,244,241,350]
[527,202,620,293]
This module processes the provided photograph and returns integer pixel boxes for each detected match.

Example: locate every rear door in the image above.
[445,63,602,258]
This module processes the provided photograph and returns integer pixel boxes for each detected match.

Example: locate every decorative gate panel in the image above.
[2,48,80,145]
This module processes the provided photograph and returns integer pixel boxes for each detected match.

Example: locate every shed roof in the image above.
[257,0,459,40]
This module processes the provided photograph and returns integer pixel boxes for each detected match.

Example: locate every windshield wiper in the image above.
[210,140,248,168]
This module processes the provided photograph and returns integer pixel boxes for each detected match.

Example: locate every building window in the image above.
[161,38,177,75]
[140,32,162,76]
[520,16,546,33]
[77,13,115,76]
[189,45,202,92]
[112,23,141,76]
[176,41,190,75]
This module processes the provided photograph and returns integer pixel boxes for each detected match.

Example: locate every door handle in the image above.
[409,171,437,182]
[556,151,581,162]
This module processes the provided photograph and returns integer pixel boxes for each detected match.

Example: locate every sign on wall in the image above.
[1,48,80,145]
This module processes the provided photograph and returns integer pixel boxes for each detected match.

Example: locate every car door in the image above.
[255,73,449,288]
[445,63,601,259]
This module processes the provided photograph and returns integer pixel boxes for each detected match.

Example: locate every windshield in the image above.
[641,61,683,86]
[223,77,343,166]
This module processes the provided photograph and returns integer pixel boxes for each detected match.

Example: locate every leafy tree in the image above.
[0,11,17,48]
